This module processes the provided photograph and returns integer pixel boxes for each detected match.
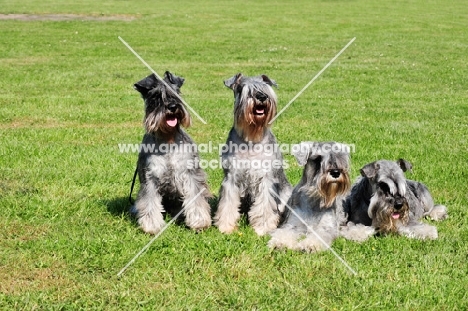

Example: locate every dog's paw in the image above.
[184,205,212,231]
[189,221,212,232]
[216,223,238,234]
[414,224,438,240]
[138,215,165,235]
[188,217,212,232]
[268,227,303,250]
[340,223,375,242]
[249,213,280,236]
[297,236,328,253]
[428,205,448,221]
[253,225,276,236]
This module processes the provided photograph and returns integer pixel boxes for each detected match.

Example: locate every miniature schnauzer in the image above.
[131,71,212,234]
[214,73,292,236]
[342,159,448,241]
[268,141,351,252]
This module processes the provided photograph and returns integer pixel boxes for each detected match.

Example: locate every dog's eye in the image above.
[378,182,391,195]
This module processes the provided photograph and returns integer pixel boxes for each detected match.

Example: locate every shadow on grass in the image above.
[105,196,134,218]
[208,195,219,218]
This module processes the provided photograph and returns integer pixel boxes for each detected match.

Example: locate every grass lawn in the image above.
[1,0,467,309]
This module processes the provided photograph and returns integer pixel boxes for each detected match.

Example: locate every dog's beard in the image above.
[144,110,164,134]
[370,196,410,233]
[144,108,190,137]
[234,97,276,143]
[305,171,350,208]
[320,172,350,208]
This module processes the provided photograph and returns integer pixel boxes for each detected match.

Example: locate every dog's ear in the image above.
[260,75,278,88]
[164,71,185,89]
[291,143,309,166]
[292,142,321,166]
[134,74,159,95]
[224,73,243,89]
[360,162,379,179]
[397,158,413,173]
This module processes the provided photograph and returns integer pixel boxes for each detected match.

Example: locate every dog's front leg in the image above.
[397,223,438,240]
[134,177,166,235]
[214,174,242,234]
[248,176,280,236]
[177,169,212,231]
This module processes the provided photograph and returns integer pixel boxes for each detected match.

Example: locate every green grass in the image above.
[1,0,467,309]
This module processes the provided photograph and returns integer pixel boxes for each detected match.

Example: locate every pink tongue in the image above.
[166,117,178,127]
[256,109,265,114]
[392,213,400,219]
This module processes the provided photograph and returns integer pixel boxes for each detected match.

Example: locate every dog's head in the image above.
[224,73,277,142]
[360,159,412,232]
[134,71,190,135]
[292,141,351,208]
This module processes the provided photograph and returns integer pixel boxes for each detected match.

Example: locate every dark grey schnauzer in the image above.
[131,71,211,234]
[341,159,448,241]
[214,73,292,235]
[268,141,351,251]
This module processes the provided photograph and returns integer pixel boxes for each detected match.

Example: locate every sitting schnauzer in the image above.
[342,159,447,241]
[131,71,212,234]
[268,141,351,252]
[214,73,292,236]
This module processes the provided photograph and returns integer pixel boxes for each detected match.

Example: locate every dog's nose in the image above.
[168,103,177,113]
[255,92,268,102]
[330,169,341,178]
[394,201,404,210]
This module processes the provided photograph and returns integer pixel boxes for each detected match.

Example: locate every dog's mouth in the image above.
[391,212,401,220]
[166,115,178,127]
[253,105,266,116]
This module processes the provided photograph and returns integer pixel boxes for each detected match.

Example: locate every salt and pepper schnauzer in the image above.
[342,159,448,241]
[214,73,292,236]
[268,142,351,252]
[131,71,212,234]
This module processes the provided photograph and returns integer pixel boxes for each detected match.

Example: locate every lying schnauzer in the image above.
[342,159,447,241]
[214,73,292,236]
[131,71,212,234]
[268,141,351,251]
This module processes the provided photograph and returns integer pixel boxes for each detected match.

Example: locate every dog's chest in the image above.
[147,152,191,182]
[229,150,278,181]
